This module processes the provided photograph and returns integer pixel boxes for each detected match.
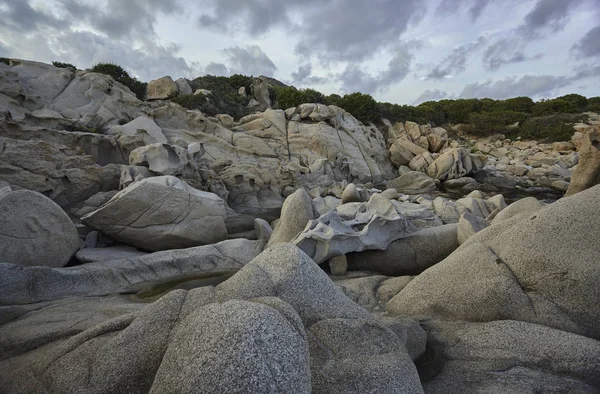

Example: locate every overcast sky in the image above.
[1,0,599,104]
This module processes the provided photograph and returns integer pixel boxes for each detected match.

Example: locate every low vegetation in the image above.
[52,61,77,70]
[90,63,147,100]
[85,61,598,141]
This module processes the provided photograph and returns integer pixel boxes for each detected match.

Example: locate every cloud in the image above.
[426,35,488,79]
[205,62,229,76]
[197,0,426,62]
[459,74,571,99]
[572,25,600,58]
[337,42,418,94]
[291,64,327,85]
[50,30,198,81]
[59,0,181,39]
[221,45,277,76]
[482,37,542,71]
[413,89,451,105]
[520,0,584,37]
[0,0,199,81]
[436,0,494,20]
[0,0,62,31]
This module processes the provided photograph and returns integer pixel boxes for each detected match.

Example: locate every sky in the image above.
[0,0,599,105]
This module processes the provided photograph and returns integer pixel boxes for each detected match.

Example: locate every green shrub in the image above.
[0,57,10,65]
[52,61,77,70]
[508,114,588,142]
[324,94,342,106]
[337,92,380,123]
[90,62,147,100]
[185,75,255,119]
[228,74,253,93]
[556,94,588,111]
[498,96,534,113]
[275,87,326,109]
[531,99,577,116]
[467,111,529,136]
[588,96,600,112]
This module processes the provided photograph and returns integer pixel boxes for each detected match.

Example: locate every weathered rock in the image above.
[0,238,264,305]
[0,190,79,267]
[293,194,419,264]
[268,189,315,246]
[387,171,437,194]
[334,274,389,311]
[75,245,148,263]
[328,255,348,276]
[433,197,462,224]
[146,76,179,100]
[389,138,427,166]
[174,78,192,96]
[341,183,363,204]
[427,148,486,180]
[457,211,489,245]
[82,176,227,251]
[566,130,600,196]
[253,218,272,241]
[491,196,543,224]
[150,299,311,394]
[380,188,399,200]
[346,224,459,276]
[388,185,600,340]
[129,143,190,176]
[216,244,424,393]
[421,319,600,393]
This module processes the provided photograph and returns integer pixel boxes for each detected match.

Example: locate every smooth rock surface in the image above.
[0,190,79,267]
[82,176,227,251]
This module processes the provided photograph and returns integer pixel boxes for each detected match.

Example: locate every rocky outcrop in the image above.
[0,189,79,267]
[82,176,227,251]
[387,185,600,340]
[0,61,395,227]
[387,171,437,194]
[566,129,600,196]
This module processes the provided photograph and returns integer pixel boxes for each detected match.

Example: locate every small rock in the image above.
[329,255,348,276]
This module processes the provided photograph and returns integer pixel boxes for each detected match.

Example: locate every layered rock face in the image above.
[0,60,394,227]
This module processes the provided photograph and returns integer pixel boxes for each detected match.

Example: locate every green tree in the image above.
[499,96,534,113]
[556,94,588,111]
[52,61,77,70]
[337,92,380,123]
[531,99,577,116]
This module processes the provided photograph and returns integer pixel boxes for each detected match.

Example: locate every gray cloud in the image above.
[291,64,327,85]
[521,0,584,37]
[221,45,277,76]
[413,89,451,105]
[0,0,62,31]
[482,37,542,71]
[337,42,417,94]
[205,62,230,76]
[459,74,571,100]
[50,30,197,81]
[572,25,600,58]
[60,0,181,39]
[437,0,494,20]
[197,0,426,62]
[426,35,488,79]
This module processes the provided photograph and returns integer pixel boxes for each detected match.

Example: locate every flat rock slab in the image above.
[75,246,149,263]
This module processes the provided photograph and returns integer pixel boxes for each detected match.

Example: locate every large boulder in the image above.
[387,185,600,340]
[566,129,600,196]
[421,319,600,393]
[146,76,179,100]
[82,176,227,251]
[150,299,311,393]
[389,138,427,167]
[427,148,486,180]
[0,189,79,267]
[268,189,316,246]
[346,224,459,276]
[174,78,192,96]
[387,171,437,194]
